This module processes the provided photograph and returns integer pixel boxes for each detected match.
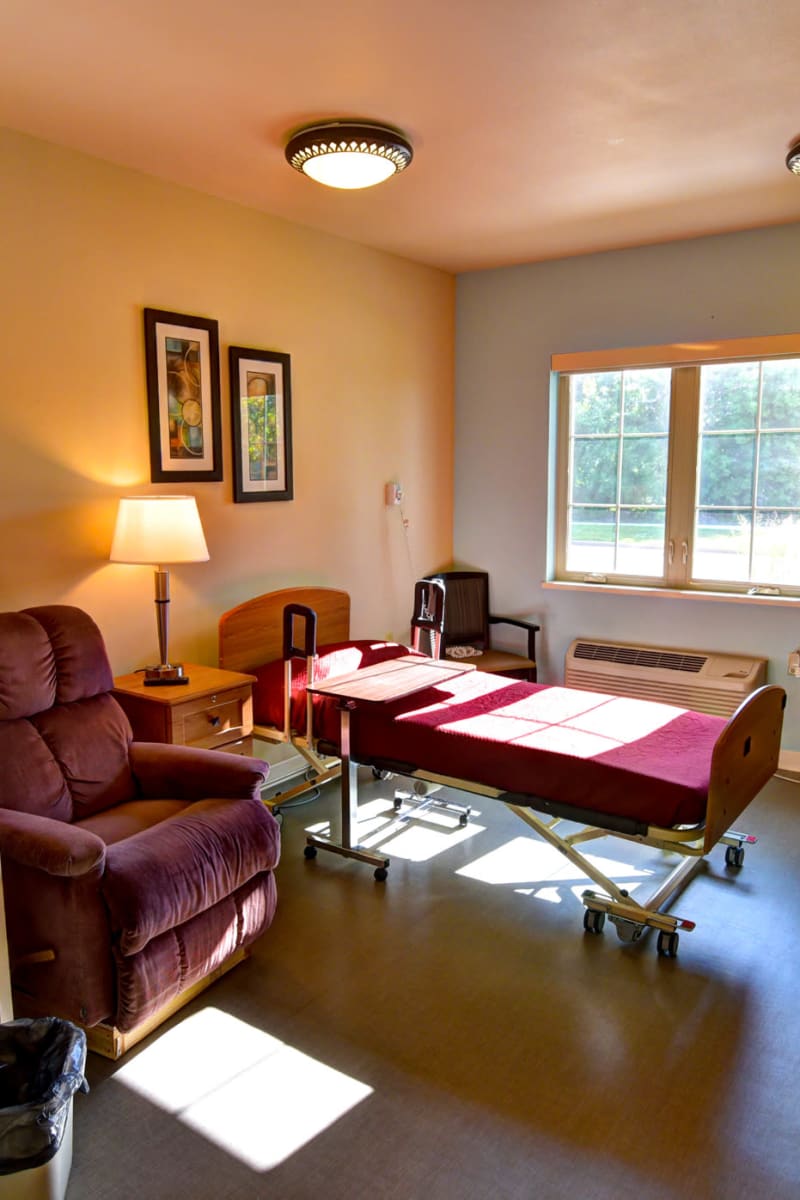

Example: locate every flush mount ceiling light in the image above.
[787,140,800,174]
[285,121,413,190]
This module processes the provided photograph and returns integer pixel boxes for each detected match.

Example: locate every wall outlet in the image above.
[385,482,403,506]
[788,650,800,677]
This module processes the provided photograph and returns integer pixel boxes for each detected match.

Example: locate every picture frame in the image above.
[143,308,222,482]
[229,345,294,503]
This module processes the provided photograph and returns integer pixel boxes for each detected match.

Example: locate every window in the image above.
[553,335,800,595]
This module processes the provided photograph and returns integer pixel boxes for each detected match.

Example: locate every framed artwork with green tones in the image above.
[229,346,293,503]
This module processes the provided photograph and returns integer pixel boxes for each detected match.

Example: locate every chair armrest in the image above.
[488,614,540,661]
[129,742,269,801]
[0,809,105,877]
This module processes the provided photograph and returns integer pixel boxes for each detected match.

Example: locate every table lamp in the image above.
[110,494,209,685]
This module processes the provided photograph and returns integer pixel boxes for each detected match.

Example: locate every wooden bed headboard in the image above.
[218,587,351,674]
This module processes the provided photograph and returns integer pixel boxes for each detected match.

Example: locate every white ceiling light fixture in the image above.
[787,140,800,175]
[285,121,413,190]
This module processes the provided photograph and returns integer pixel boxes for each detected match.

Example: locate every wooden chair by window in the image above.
[416,571,539,681]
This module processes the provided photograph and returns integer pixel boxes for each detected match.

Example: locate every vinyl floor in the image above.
[68,767,800,1199]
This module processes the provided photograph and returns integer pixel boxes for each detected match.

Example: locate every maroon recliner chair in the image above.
[0,605,281,1058]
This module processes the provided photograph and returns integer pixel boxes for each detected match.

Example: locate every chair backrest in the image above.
[410,579,446,658]
[0,605,135,822]
[424,572,490,652]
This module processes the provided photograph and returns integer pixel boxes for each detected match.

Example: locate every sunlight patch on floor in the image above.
[457,836,654,904]
[114,1007,372,1170]
[366,815,484,862]
[306,797,485,862]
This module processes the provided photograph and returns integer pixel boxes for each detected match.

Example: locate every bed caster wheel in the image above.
[392,798,403,812]
[583,909,606,935]
[304,844,318,860]
[725,845,745,868]
[372,767,390,780]
[657,931,679,957]
[458,812,470,827]
[374,866,388,882]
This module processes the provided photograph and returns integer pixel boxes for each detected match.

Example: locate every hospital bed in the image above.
[219,587,785,956]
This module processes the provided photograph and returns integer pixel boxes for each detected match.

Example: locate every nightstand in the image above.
[112,664,256,755]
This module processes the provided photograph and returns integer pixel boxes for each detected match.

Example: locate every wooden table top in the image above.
[112,662,256,701]
[307,655,473,704]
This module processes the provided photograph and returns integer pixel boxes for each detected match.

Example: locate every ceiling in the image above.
[2,0,799,274]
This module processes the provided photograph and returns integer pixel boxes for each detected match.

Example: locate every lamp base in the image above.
[143,663,190,687]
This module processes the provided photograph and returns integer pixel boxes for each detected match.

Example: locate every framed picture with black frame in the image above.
[143,308,222,482]
[229,345,293,503]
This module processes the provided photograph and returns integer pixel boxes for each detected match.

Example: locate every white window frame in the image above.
[552,333,800,597]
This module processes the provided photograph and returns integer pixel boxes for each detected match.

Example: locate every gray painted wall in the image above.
[455,223,800,749]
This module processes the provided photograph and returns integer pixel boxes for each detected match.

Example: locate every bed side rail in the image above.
[282,604,318,740]
[282,603,318,660]
[704,684,786,854]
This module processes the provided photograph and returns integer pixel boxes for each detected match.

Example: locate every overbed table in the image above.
[305,655,473,877]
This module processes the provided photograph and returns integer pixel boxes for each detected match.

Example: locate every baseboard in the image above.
[254,741,310,788]
[777,750,800,780]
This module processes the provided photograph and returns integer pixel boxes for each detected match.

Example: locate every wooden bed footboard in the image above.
[219,587,351,675]
[704,684,785,854]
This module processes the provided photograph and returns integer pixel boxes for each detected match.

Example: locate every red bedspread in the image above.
[254,646,726,830]
[350,670,725,830]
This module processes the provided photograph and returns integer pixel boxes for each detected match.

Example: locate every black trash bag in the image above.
[0,1018,89,1175]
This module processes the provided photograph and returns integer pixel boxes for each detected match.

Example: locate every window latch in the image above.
[667,540,689,566]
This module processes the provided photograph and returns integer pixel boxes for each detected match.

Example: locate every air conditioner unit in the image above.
[564,639,767,718]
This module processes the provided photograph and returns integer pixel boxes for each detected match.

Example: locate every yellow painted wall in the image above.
[0,128,454,672]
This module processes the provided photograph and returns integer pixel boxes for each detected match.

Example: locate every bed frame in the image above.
[479,677,783,955]
[220,588,785,956]
[304,657,784,955]
[219,587,352,805]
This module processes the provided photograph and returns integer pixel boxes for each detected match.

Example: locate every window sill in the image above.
[542,580,800,607]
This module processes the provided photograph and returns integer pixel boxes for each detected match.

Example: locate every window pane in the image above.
[560,350,800,592]
[620,436,668,505]
[566,506,616,573]
[697,433,755,507]
[752,512,800,585]
[757,432,800,507]
[693,510,752,581]
[566,369,669,581]
[622,369,670,434]
[616,508,665,576]
[572,438,618,504]
[572,373,621,435]
[761,360,800,428]
[700,362,758,431]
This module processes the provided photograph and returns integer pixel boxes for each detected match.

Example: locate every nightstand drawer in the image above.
[174,686,253,750]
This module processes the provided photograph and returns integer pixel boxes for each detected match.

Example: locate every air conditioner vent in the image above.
[565,639,767,717]
[572,642,707,675]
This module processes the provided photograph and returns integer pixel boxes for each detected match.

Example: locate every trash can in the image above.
[0,1019,88,1200]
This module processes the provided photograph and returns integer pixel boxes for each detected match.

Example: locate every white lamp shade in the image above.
[110,495,209,565]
